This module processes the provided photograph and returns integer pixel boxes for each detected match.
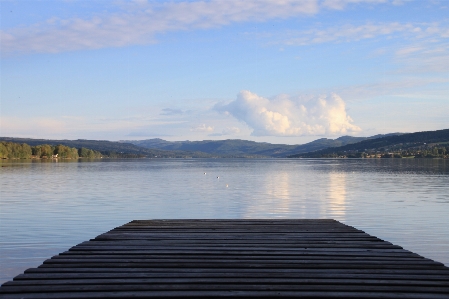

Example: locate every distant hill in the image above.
[288,129,449,158]
[128,134,399,157]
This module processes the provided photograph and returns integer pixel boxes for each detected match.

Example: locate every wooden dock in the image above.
[1,219,448,298]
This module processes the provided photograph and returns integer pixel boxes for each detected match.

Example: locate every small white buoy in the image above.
[217,176,219,179]
[204,172,206,175]
[226,184,228,187]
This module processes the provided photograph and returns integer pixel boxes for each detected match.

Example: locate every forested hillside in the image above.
[289,129,449,158]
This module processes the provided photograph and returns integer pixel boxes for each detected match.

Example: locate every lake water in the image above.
[0,158,448,283]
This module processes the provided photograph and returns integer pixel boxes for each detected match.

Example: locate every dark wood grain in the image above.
[1,219,448,298]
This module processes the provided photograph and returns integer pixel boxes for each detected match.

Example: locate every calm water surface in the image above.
[0,158,448,283]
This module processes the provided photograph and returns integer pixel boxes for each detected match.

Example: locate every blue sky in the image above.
[1,0,448,144]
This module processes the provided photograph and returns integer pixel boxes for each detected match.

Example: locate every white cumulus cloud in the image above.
[214,90,361,136]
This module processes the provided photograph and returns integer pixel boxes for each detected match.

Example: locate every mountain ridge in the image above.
[1,132,403,158]
[126,133,401,157]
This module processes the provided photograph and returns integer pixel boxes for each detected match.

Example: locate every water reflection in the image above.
[243,171,291,218]
[326,171,347,220]
[265,171,291,215]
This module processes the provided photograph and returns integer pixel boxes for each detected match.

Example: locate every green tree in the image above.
[54,144,79,159]
[1,142,32,159]
[78,147,89,157]
[31,146,42,157]
[31,144,54,158]
[78,147,102,158]
[19,143,32,159]
[0,142,9,159]
[432,147,439,156]
[41,144,54,157]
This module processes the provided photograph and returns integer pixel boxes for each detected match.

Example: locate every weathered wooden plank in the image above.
[1,290,448,299]
[122,223,340,227]
[68,245,413,251]
[94,236,374,241]
[69,245,409,254]
[59,250,423,258]
[115,223,358,226]
[99,229,366,233]
[12,272,449,281]
[81,240,391,246]
[23,267,449,275]
[53,254,429,262]
[37,262,446,270]
[112,229,363,233]
[82,244,396,249]
[124,222,339,226]
[83,240,393,245]
[128,219,338,223]
[2,282,449,294]
[75,244,401,249]
[4,277,449,287]
[94,231,372,240]
[90,239,390,244]
[96,231,369,236]
[112,228,365,233]
[122,223,347,226]
[121,224,348,228]
[99,231,370,236]
[43,257,440,266]
[83,238,400,245]
[65,253,411,264]
[87,240,388,245]
[124,224,347,227]
[84,239,389,244]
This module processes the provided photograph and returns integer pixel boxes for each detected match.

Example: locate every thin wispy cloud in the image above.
[127,132,172,138]
[160,108,184,116]
[209,127,241,136]
[279,22,449,46]
[321,0,390,10]
[0,115,188,139]
[190,124,214,132]
[395,48,449,73]
[222,127,241,135]
[271,20,449,74]
[1,0,399,55]
[395,46,423,56]
[215,91,361,137]
[391,34,449,73]
[333,77,449,102]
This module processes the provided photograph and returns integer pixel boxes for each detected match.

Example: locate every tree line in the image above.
[0,141,103,159]
[295,144,449,159]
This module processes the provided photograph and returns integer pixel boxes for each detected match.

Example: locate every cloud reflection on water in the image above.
[325,171,347,221]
